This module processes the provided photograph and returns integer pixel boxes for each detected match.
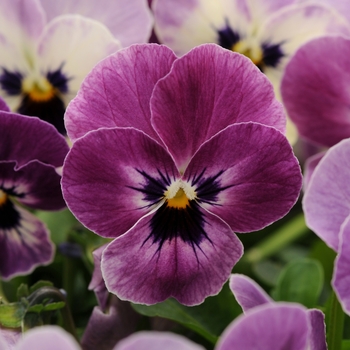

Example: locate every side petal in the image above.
[216,303,309,350]
[0,112,69,167]
[39,0,153,46]
[0,205,54,280]
[303,138,350,251]
[65,44,177,142]
[281,36,350,147]
[152,44,285,171]
[185,123,302,233]
[62,127,179,238]
[333,216,350,315]
[307,309,327,350]
[15,326,80,350]
[101,210,243,306]
[113,331,205,350]
[38,15,121,98]
[1,161,66,210]
[229,274,272,312]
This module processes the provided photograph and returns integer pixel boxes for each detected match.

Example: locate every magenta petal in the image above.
[152,44,285,170]
[0,112,69,167]
[282,36,350,147]
[229,274,272,312]
[185,123,302,233]
[333,216,350,315]
[303,151,326,191]
[0,205,54,280]
[216,303,309,350]
[303,138,350,251]
[113,331,205,350]
[101,210,243,306]
[151,44,286,169]
[0,97,10,112]
[65,44,177,142]
[62,127,178,238]
[307,309,327,350]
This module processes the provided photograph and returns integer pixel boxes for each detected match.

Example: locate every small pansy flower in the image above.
[0,100,69,280]
[303,138,350,315]
[62,43,302,306]
[0,0,123,134]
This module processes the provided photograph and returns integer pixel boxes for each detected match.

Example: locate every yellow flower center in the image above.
[22,76,55,102]
[0,189,7,207]
[164,180,196,209]
[232,39,263,66]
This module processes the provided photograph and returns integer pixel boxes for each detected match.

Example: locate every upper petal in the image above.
[65,44,177,142]
[281,36,350,147]
[151,44,285,171]
[39,0,153,46]
[185,123,302,232]
[216,303,309,350]
[0,112,69,167]
[303,138,350,251]
[62,127,178,238]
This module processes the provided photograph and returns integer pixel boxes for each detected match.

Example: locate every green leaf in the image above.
[42,301,65,311]
[342,340,350,350]
[29,281,53,295]
[273,258,324,308]
[27,304,44,313]
[132,283,241,344]
[0,303,26,328]
[16,284,29,300]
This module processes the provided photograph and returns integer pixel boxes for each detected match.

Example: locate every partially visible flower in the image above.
[62,43,302,306]
[0,0,121,133]
[38,0,153,47]
[303,138,350,315]
[281,36,350,149]
[0,100,69,280]
[0,326,80,350]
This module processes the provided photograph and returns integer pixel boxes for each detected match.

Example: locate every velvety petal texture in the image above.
[303,138,350,251]
[307,309,327,350]
[216,303,309,350]
[113,331,205,350]
[282,36,350,147]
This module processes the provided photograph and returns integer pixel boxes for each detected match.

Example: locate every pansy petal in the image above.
[307,309,327,350]
[0,112,69,167]
[152,44,285,171]
[282,36,350,147]
[303,151,326,191]
[0,204,54,280]
[62,127,179,238]
[303,138,350,251]
[333,216,350,315]
[65,44,177,142]
[216,303,309,350]
[38,15,121,99]
[102,210,243,305]
[0,161,65,210]
[113,331,205,350]
[0,97,9,112]
[16,326,80,350]
[185,123,302,233]
[40,0,153,47]
[0,327,20,350]
[229,274,272,312]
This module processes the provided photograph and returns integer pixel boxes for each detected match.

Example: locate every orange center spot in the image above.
[166,188,190,209]
[0,190,7,207]
[22,77,56,102]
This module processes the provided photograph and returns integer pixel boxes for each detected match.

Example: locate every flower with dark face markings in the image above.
[62,43,302,306]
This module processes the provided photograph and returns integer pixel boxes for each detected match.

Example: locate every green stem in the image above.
[243,213,308,264]
[326,290,345,350]
[27,286,78,341]
[0,279,8,303]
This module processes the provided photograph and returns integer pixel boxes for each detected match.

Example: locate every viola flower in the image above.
[62,43,302,306]
[0,101,69,280]
[303,138,350,315]
[281,36,350,149]
[0,0,121,134]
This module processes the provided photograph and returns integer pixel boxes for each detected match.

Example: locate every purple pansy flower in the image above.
[0,0,122,133]
[0,100,69,280]
[62,43,302,306]
[229,274,327,350]
[303,138,350,315]
[282,35,350,149]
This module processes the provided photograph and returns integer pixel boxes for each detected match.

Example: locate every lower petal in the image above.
[0,205,54,280]
[101,210,243,306]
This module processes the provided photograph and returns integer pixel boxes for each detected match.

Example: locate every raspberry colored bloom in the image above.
[62,43,302,305]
